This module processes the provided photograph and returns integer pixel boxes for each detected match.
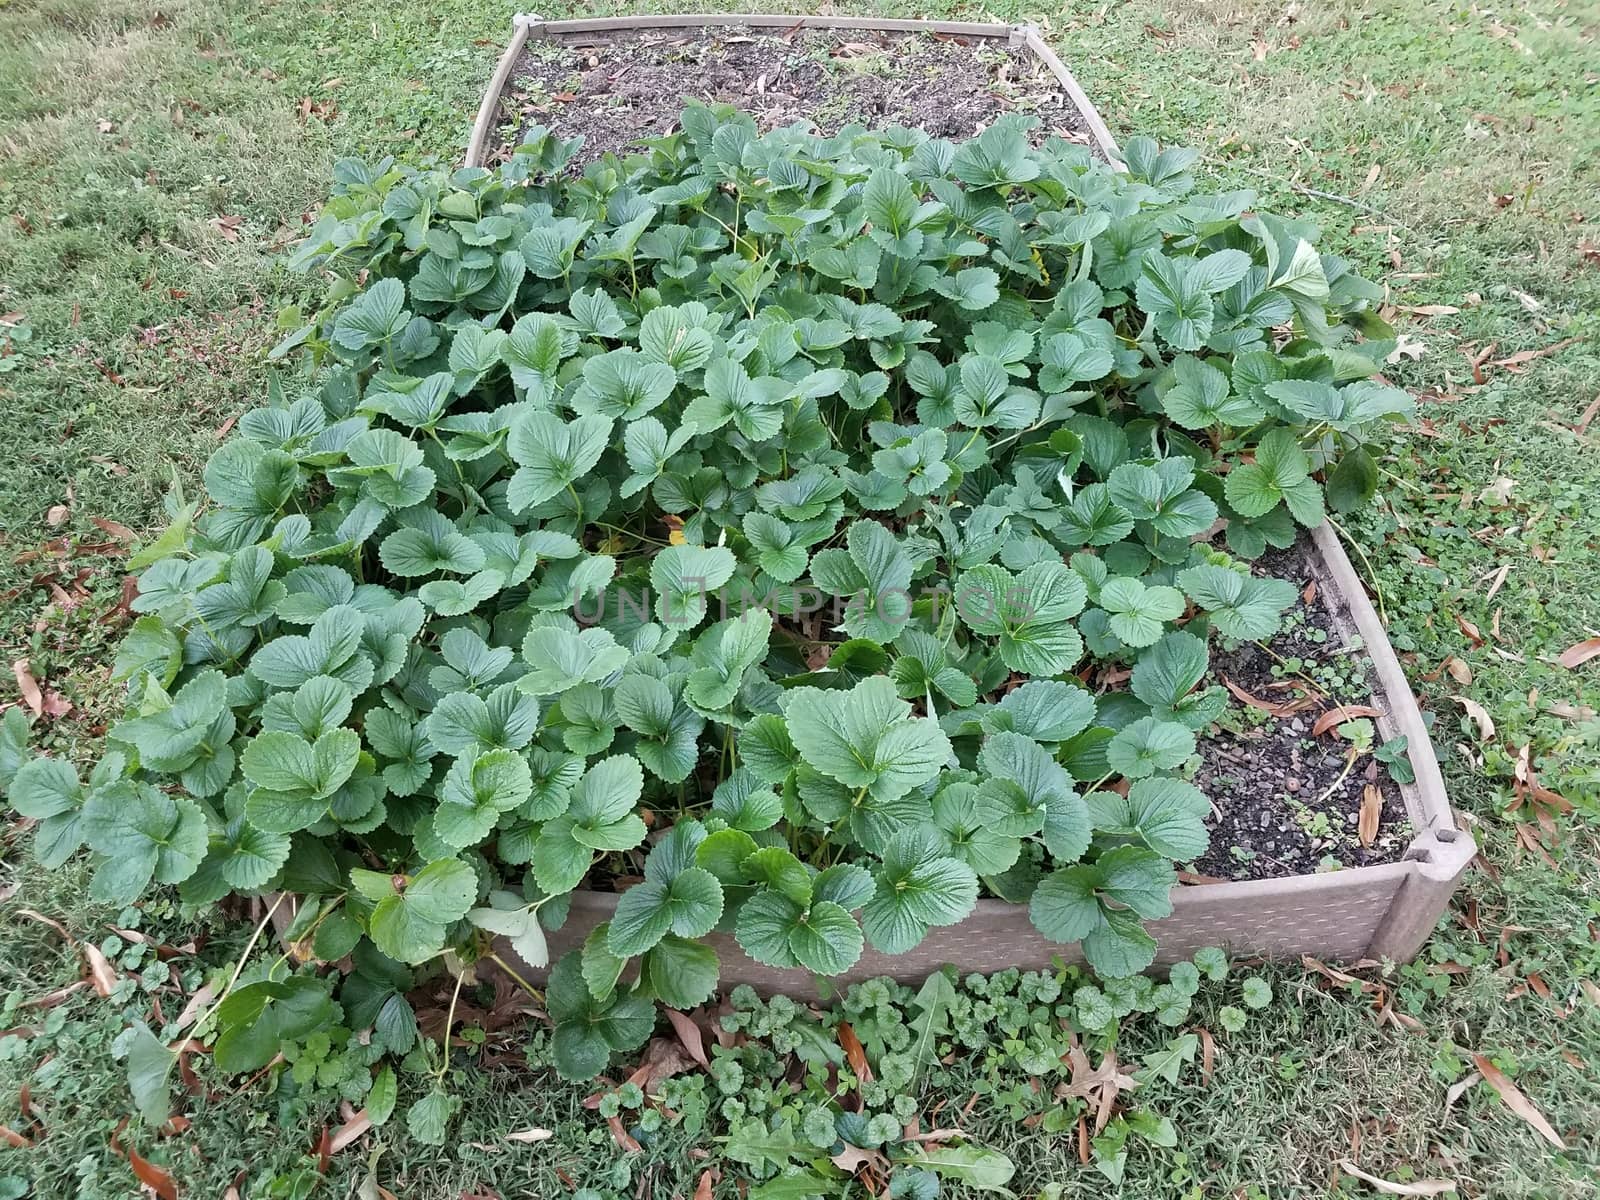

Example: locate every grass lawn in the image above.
[1,0,1597,1196]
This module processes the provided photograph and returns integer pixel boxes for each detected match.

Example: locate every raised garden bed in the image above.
[467,15,1119,169]
[451,15,1474,992]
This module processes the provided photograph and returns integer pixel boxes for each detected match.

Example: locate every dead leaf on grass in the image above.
[11,659,43,716]
[505,1128,553,1144]
[0,1124,31,1149]
[1487,338,1579,371]
[692,1169,715,1200]
[82,942,119,997]
[1478,476,1517,506]
[606,1113,641,1153]
[832,1141,890,1180]
[1443,1070,1481,1116]
[1451,695,1496,741]
[111,1120,179,1200]
[1311,705,1384,737]
[1556,638,1600,669]
[1337,1160,1458,1196]
[1573,393,1600,436]
[1470,1054,1565,1148]
[329,1109,371,1153]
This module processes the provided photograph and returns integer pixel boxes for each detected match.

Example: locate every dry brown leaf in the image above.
[1487,337,1579,369]
[1337,1160,1458,1195]
[1443,1070,1481,1116]
[665,1008,709,1068]
[0,1124,31,1149]
[606,1113,642,1153]
[504,1128,553,1144]
[90,517,137,542]
[329,1109,371,1153]
[1057,1046,1138,1135]
[1452,695,1496,741]
[831,1142,890,1176]
[1471,1054,1565,1148]
[81,942,118,997]
[1222,674,1315,716]
[11,659,43,716]
[1443,656,1472,686]
[1198,1027,1215,1083]
[111,1121,179,1200]
[1311,705,1385,737]
[1574,393,1600,436]
[837,1021,873,1084]
[1484,563,1511,600]
[16,908,71,941]
[45,504,70,527]
[1358,785,1382,848]
[1556,638,1600,669]
[632,1036,697,1090]
[692,1169,715,1200]
[1455,614,1484,647]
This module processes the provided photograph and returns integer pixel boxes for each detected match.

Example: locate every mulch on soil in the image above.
[1192,539,1413,881]
[486,26,1094,165]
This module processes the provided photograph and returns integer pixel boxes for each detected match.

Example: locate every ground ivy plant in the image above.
[3,105,1410,1096]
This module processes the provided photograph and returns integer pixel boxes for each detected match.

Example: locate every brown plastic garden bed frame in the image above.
[377,13,1475,991]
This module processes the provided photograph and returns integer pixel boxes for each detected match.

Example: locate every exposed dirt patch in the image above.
[1193,539,1413,881]
[485,25,1094,166]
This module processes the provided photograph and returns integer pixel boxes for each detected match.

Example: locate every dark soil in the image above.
[1192,539,1413,881]
[486,26,1094,166]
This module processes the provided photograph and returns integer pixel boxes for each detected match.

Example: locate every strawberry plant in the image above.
[3,104,1411,1115]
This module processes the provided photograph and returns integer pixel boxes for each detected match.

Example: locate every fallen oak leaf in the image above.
[1337,1160,1458,1196]
[832,1142,890,1176]
[1470,1054,1565,1148]
[1451,695,1496,741]
[1556,638,1600,670]
[1311,705,1384,737]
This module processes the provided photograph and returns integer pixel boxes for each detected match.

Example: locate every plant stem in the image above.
[1315,746,1361,803]
[183,892,287,1042]
[489,952,545,1004]
[435,968,466,1085]
[1325,515,1389,626]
